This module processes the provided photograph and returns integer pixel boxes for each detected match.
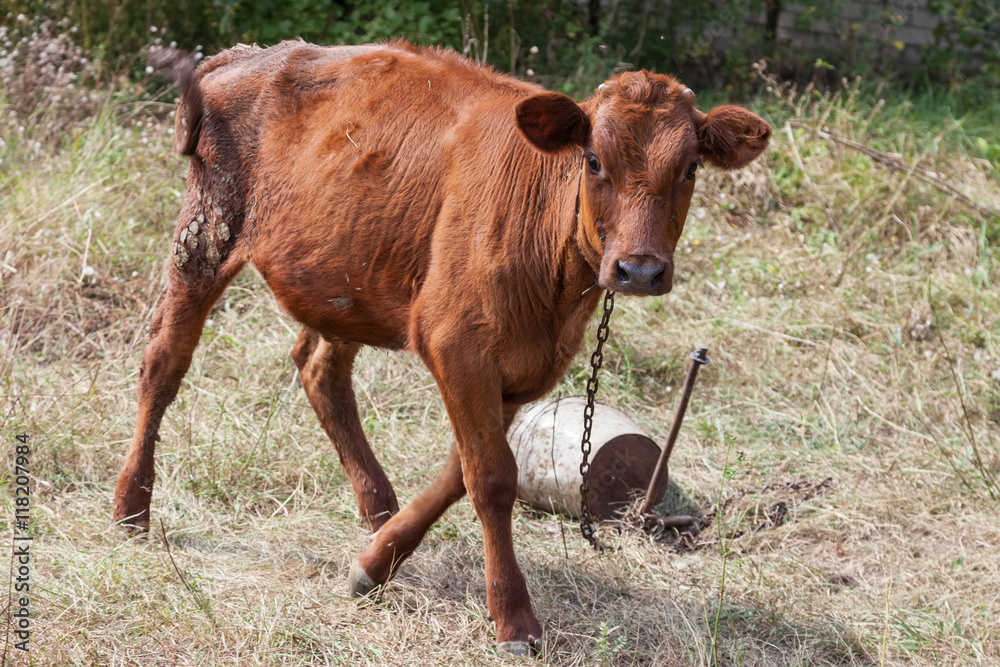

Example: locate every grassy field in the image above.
[2,47,1000,665]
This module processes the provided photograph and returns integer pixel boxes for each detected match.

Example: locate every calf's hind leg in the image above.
[114,260,242,531]
[348,441,466,594]
[291,329,399,531]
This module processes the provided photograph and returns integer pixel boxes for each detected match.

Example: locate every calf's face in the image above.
[516,71,771,295]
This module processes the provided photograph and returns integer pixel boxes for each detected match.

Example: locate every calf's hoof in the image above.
[112,508,150,535]
[497,639,540,657]
[347,560,380,598]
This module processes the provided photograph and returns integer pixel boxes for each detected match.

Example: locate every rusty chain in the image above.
[579,289,615,551]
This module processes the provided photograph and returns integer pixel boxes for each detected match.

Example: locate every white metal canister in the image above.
[508,396,662,520]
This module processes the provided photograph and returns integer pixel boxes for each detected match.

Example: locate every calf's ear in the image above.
[696,105,771,170]
[516,92,590,153]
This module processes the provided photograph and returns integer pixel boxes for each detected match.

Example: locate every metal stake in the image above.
[639,346,709,515]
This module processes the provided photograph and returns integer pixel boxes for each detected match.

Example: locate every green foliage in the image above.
[2,0,998,96]
[215,0,464,48]
[926,0,1000,80]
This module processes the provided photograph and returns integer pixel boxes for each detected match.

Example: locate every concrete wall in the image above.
[777,0,953,64]
[680,0,994,70]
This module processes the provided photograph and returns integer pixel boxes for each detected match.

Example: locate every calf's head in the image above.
[516,71,771,295]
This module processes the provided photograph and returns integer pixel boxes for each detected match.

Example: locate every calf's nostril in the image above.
[650,268,664,289]
[615,261,629,283]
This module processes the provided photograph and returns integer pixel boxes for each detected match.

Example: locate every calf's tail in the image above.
[148,47,203,156]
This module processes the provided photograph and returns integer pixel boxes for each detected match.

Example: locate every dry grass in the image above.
[2,35,1000,666]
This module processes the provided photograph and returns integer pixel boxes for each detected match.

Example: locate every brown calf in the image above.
[116,40,770,655]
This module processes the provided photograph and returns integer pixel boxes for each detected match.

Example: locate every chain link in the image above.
[579,289,615,551]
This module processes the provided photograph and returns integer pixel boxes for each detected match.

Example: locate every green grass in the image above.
[2,60,1000,665]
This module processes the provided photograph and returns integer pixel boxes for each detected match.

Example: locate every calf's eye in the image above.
[685,162,698,180]
[587,155,601,173]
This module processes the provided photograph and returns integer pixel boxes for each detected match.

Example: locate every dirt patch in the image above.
[604,477,835,552]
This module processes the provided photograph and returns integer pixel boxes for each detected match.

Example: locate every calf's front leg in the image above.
[426,348,542,655]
